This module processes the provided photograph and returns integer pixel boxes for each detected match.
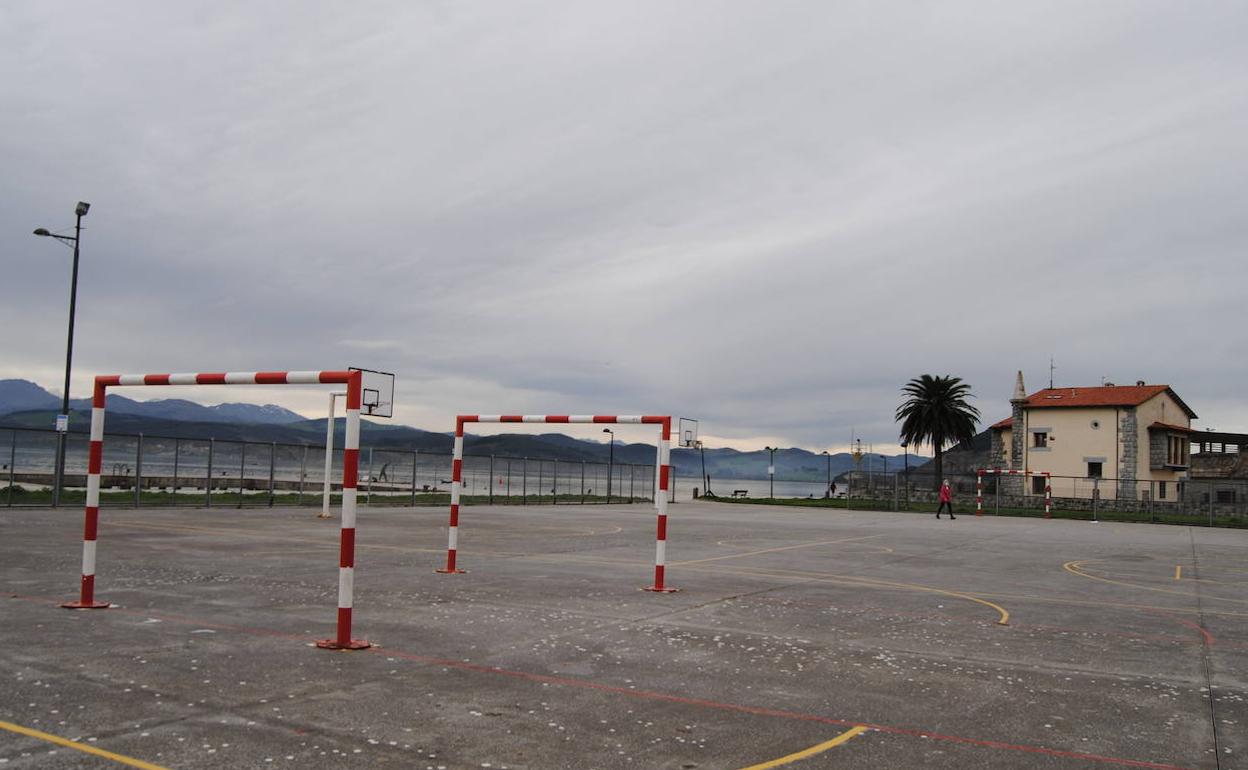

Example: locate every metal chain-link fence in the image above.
[0,426,658,509]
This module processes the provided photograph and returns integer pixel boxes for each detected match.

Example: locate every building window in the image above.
[1216,489,1236,504]
[1033,432,1048,448]
[1158,481,1167,500]
[1032,476,1047,494]
[1168,436,1187,466]
[1087,462,1103,479]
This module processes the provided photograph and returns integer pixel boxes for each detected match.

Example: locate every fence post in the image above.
[206,438,214,508]
[846,473,852,511]
[171,437,180,507]
[299,444,308,506]
[1148,480,1154,523]
[7,430,15,508]
[412,451,419,507]
[268,442,277,508]
[366,447,374,506]
[552,459,558,505]
[522,457,528,504]
[237,443,247,509]
[489,455,494,505]
[538,460,545,505]
[630,464,635,503]
[1209,480,1214,527]
[580,460,586,504]
[134,433,143,508]
[995,476,1001,515]
[893,473,899,511]
[1092,477,1099,523]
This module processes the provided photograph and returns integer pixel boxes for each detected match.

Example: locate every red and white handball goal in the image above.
[438,414,680,592]
[975,468,1052,518]
[63,369,373,650]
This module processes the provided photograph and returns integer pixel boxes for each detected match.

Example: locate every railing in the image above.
[0,425,659,509]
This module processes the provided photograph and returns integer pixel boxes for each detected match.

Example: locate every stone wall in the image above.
[1149,430,1170,471]
[1008,400,1025,494]
[1117,407,1138,499]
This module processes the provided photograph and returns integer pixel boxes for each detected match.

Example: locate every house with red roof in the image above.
[989,372,1196,501]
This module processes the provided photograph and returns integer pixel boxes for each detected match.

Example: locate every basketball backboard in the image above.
[349,367,395,418]
[678,417,699,448]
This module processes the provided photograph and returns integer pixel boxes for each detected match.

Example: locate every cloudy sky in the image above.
[2,2,1246,453]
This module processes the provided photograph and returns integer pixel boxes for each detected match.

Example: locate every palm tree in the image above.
[896,375,980,490]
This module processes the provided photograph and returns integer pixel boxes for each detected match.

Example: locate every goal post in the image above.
[976,468,1052,518]
[63,369,372,650]
[438,414,679,592]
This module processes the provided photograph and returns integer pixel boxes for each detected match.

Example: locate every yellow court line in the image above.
[738,726,868,770]
[0,720,171,770]
[1063,560,1248,606]
[692,563,1011,625]
[672,535,886,566]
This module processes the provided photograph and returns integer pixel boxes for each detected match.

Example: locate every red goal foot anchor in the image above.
[316,608,372,650]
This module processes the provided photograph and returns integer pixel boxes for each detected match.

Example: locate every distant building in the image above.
[988,372,1196,501]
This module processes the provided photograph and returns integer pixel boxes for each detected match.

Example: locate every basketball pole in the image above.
[320,391,345,519]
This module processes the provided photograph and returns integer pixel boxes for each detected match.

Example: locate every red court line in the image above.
[8,593,1196,770]
[1149,610,1217,648]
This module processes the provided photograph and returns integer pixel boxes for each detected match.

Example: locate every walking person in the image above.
[936,478,955,519]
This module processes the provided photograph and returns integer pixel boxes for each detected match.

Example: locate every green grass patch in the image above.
[708,494,1248,529]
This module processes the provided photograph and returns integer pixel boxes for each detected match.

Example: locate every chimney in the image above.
[1011,371,1026,402]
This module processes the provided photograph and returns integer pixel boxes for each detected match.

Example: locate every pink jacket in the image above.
[939,484,952,502]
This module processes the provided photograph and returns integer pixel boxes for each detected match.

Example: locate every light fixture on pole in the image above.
[602,428,615,504]
[764,446,777,499]
[33,201,90,507]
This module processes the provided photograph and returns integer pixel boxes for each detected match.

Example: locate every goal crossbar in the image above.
[975,468,1052,518]
[64,369,371,650]
[439,414,678,592]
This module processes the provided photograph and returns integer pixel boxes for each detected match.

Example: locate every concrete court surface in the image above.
[0,500,1244,770]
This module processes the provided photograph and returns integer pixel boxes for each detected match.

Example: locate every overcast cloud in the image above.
[2,2,1246,453]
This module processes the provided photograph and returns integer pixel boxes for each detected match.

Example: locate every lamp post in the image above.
[821,450,831,498]
[33,201,90,507]
[764,446,777,499]
[602,428,614,504]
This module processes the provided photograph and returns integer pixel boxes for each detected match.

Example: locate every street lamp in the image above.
[602,428,614,504]
[764,446,777,499]
[33,201,90,507]
[821,450,831,498]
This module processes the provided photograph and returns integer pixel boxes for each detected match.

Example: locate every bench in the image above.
[732,489,749,498]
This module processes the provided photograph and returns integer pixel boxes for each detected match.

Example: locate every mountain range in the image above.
[0,379,922,481]
[0,379,303,424]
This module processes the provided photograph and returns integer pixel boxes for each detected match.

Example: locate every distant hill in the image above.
[0,379,304,425]
[0,379,918,480]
